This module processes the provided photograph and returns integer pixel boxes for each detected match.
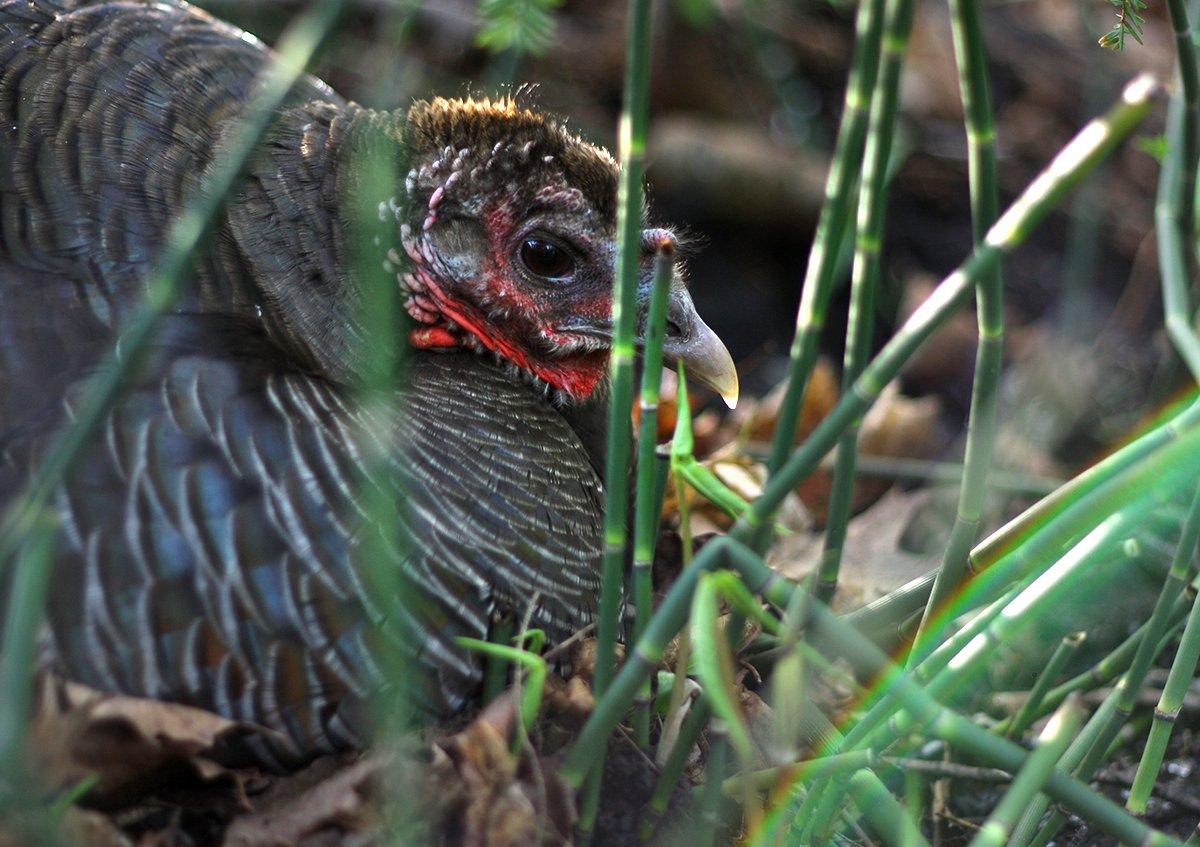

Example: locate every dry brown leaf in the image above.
[425,693,575,847]
[542,675,594,727]
[793,384,942,524]
[223,757,381,847]
[28,677,276,811]
[770,488,944,608]
[736,358,840,447]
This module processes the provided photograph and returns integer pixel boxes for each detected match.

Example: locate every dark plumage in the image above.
[0,0,736,768]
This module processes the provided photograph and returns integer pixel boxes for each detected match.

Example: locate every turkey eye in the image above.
[519,237,575,280]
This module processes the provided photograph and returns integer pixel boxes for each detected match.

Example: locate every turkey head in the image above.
[394,97,738,407]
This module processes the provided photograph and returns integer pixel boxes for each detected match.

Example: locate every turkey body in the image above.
[0,0,603,768]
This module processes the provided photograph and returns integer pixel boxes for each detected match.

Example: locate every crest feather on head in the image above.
[405,96,618,223]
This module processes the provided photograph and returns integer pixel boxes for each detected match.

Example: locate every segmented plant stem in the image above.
[1029,595,1190,722]
[759,0,885,534]
[1021,472,1200,846]
[764,571,1184,847]
[1167,0,1199,245]
[966,697,1081,847]
[631,243,677,748]
[1128,483,1200,812]
[0,514,57,791]
[819,0,917,602]
[1005,631,1086,739]
[849,768,933,847]
[585,0,655,832]
[914,0,1004,644]
[596,0,654,698]
[698,721,729,847]
[639,698,710,842]
[1160,73,1200,379]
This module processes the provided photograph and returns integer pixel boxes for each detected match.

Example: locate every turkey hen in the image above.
[0,0,737,769]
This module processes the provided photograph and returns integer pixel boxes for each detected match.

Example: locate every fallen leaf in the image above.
[223,757,381,847]
[426,693,575,847]
[28,677,277,812]
[769,488,946,608]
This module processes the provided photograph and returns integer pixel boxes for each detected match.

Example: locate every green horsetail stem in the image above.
[639,698,711,842]
[1009,690,1120,847]
[794,74,1177,820]
[596,0,654,699]
[848,768,933,847]
[802,416,1200,826]
[908,394,1200,672]
[915,0,1004,645]
[1128,484,1200,812]
[921,515,1149,711]
[791,579,1027,827]
[735,74,1160,541]
[559,74,1161,791]
[778,383,1198,836]
[799,507,1157,837]
[1160,82,1200,378]
[692,571,783,767]
[818,0,916,602]
[585,0,655,833]
[0,0,349,573]
[698,720,729,847]
[351,133,419,753]
[1023,604,1188,728]
[741,559,1183,847]
[455,638,547,741]
[722,749,877,797]
[761,0,886,493]
[1167,0,1199,245]
[968,395,1200,576]
[661,363,697,707]
[1004,631,1086,739]
[966,697,1082,847]
[1042,488,1200,804]
[794,599,1183,847]
[1032,489,1200,842]
[0,515,58,792]
[482,615,517,705]
[1019,486,1200,845]
[690,569,786,833]
[631,241,677,748]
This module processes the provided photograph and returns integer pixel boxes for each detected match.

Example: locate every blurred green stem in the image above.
[849,768,933,847]
[914,0,1004,646]
[1019,473,1200,846]
[0,514,58,797]
[759,0,885,534]
[1005,630,1086,740]
[819,0,916,602]
[967,697,1082,847]
[1128,482,1200,813]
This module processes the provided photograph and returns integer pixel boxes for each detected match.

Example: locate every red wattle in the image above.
[410,326,462,349]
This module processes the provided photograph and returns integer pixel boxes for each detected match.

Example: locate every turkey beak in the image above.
[661,288,740,410]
